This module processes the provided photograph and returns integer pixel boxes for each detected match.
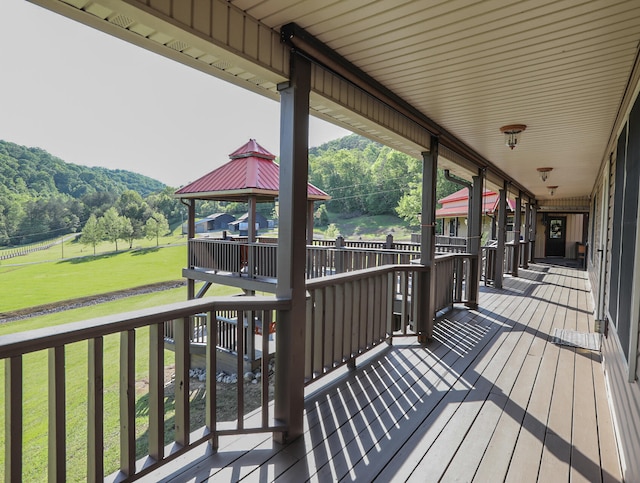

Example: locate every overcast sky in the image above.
[0,0,350,187]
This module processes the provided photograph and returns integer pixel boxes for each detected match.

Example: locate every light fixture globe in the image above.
[537,167,553,182]
[547,185,558,196]
[500,124,527,150]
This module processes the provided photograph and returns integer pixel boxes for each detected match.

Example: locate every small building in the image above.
[228,212,268,236]
[436,188,515,240]
[183,213,236,235]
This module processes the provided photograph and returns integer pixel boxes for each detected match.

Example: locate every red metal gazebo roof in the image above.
[175,139,330,202]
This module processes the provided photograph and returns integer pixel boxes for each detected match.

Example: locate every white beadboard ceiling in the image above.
[233,0,640,201]
[34,0,640,201]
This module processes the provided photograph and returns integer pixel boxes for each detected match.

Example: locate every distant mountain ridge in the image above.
[0,140,165,198]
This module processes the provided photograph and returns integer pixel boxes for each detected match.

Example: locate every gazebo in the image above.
[175,139,330,297]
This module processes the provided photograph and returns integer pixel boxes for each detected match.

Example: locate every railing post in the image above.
[335,235,346,274]
[386,233,394,249]
[49,346,66,482]
[5,356,22,481]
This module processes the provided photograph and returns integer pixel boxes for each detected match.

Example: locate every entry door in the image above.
[546,216,566,257]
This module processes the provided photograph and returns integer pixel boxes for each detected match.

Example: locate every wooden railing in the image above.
[0,296,288,482]
[188,238,423,280]
[0,245,475,480]
[303,253,474,385]
[482,240,531,284]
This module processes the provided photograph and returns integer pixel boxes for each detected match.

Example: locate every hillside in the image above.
[0,140,164,198]
[0,140,167,246]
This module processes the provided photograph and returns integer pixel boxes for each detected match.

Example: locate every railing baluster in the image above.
[206,310,218,450]
[174,317,190,447]
[335,284,345,363]
[5,355,23,481]
[261,310,271,428]
[88,337,104,482]
[120,330,136,476]
[149,324,164,462]
[313,290,324,376]
[236,310,245,430]
[49,345,66,481]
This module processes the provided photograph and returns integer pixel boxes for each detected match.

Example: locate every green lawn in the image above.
[0,238,245,481]
[0,284,241,481]
[0,245,187,313]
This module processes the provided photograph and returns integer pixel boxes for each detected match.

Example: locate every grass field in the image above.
[0,237,245,481]
[0,244,187,313]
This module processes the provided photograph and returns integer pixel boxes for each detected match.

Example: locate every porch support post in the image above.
[495,183,507,289]
[512,192,522,277]
[530,204,538,263]
[467,170,483,309]
[274,51,310,443]
[523,199,531,269]
[417,136,438,343]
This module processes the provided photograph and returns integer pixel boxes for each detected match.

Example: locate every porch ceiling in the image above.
[31,0,640,201]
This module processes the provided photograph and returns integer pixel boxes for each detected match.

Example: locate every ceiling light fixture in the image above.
[537,167,553,182]
[500,124,527,150]
[547,185,558,196]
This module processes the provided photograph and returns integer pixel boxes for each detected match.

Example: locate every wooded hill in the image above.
[0,140,166,246]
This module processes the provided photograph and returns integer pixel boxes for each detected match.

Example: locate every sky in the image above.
[0,0,351,187]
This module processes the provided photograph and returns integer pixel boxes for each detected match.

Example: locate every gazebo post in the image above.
[184,199,196,300]
[307,201,314,244]
[248,195,257,279]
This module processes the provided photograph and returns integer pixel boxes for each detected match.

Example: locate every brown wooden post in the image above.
[5,356,22,482]
[530,204,538,263]
[307,200,315,244]
[274,50,310,443]
[466,170,483,309]
[494,184,507,289]
[512,192,522,277]
[523,199,531,269]
[417,137,438,343]
[184,199,196,300]
[248,195,257,279]
[49,346,66,482]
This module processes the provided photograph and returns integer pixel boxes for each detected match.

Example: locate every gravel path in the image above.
[0,280,186,324]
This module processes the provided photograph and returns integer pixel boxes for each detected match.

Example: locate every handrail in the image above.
[0,296,289,481]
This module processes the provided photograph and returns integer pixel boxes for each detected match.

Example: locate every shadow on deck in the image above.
[144,263,621,483]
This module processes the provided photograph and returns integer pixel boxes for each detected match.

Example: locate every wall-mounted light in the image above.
[500,124,527,150]
[537,167,553,182]
[547,185,558,196]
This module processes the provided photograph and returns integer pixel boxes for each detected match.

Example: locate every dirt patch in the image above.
[158,365,275,424]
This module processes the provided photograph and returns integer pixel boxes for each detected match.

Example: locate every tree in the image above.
[314,204,329,227]
[99,207,127,251]
[80,214,102,255]
[145,213,169,246]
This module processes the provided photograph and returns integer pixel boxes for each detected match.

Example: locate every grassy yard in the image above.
[0,285,242,481]
[0,237,246,481]
[0,244,187,313]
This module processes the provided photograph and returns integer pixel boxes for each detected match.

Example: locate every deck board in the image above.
[150,263,621,483]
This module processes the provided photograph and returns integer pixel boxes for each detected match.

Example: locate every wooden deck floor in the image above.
[146,263,622,483]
